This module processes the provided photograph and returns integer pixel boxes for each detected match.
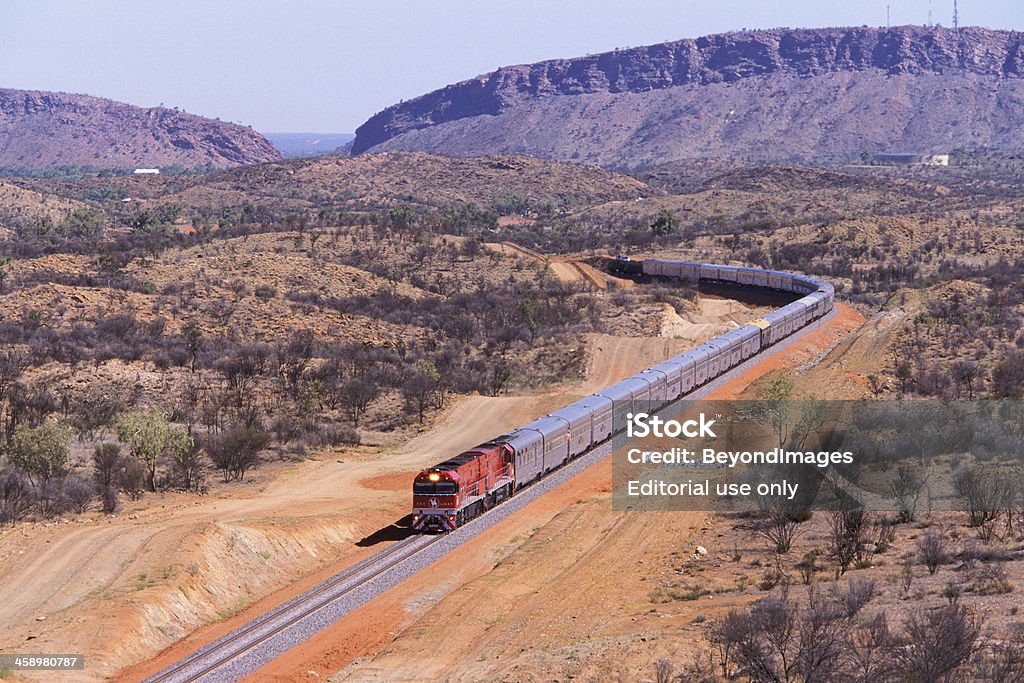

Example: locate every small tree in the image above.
[170,441,206,492]
[650,209,679,236]
[7,421,72,487]
[402,360,440,423]
[752,375,795,449]
[184,320,203,373]
[338,377,379,425]
[827,509,871,577]
[60,208,106,238]
[992,350,1024,399]
[895,361,913,394]
[92,443,123,492]
[952,361,979,399]
[867,373,885,398]
[0,255,11,293]
[116,411,192,492]
[70,388,123,442]
[0,349,25,405]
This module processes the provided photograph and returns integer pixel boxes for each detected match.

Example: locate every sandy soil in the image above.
[0,253,862,683]
[232,305,865,683]
[0,257,781,683]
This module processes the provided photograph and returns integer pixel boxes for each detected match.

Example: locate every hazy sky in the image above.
[3,1,1021,133]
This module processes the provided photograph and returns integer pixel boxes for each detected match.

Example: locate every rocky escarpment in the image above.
[0,89,281,170]
[351,26,1024,166]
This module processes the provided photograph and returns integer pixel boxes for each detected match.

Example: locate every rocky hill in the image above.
[351,26,1024,167]
[0,89,281,170]
[24,151,651,222]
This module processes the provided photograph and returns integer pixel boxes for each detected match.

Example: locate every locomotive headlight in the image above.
[428,472,441,482]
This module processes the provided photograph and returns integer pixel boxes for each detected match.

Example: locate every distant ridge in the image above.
[352,26,1024,167]
[0,88,281,170]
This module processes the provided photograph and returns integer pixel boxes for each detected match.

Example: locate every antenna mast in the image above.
[887,4,891,27]
[928,0,933,26]
[953,0,959,30]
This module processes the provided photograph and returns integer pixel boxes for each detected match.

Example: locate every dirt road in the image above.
[484,242,634,289]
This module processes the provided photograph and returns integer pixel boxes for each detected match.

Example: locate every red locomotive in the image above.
[411,439,515,532]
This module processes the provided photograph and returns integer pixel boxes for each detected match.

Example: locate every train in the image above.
[411,259,835,532]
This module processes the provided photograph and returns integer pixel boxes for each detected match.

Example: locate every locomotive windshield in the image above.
[414,481,457,494]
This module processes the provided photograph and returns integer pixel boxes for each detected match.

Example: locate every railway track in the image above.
[144,534,443,683]
[145,307,839,682]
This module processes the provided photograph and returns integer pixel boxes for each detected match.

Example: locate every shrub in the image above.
[119,458,147,500]
[835,576,876,618]
[654,657,672,683]
[953,464,1008,529]
[972,562,1013,595]
[62,476,94,514]
[170,442,207,492]
[889,465,926,522]
[895,604,981,681]
[827,509,871,577]
[100,485,120,515]
[92,443,123,490]
[205,425,269,482]
[254,284,277,299]
[978,641,1024,681]
[0,469,33,525]
[306,424,360,448]
[713,587,980,682]
[747,511,803,554]
[843,615,898,681]
[917,529,950,575]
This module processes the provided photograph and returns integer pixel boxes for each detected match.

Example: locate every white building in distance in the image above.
[875,153,949,166]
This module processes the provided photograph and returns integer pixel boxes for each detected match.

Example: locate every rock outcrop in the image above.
[351,26,1024,167]
[0,89,281,170]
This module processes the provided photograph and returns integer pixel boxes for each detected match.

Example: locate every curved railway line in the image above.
[143,259,837,682]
